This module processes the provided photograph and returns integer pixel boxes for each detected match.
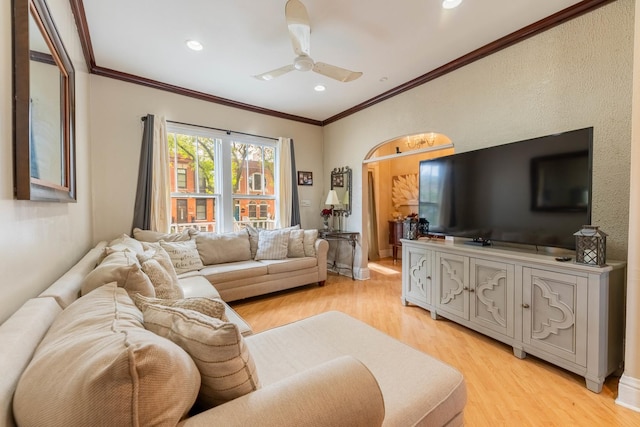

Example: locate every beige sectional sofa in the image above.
[0,237,467,427]
[132,226,329,302]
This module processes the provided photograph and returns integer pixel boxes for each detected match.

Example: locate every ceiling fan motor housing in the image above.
[294,55,314,71]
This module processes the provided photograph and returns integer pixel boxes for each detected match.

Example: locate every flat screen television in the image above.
[418,127,593,250]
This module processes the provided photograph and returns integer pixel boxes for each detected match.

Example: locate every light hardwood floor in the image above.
[230,258,640,427]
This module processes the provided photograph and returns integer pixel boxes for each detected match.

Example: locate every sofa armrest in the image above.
[178,355,384,427]
[315,238,329,282]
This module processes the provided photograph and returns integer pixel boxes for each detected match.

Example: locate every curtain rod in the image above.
[141,116,277,141]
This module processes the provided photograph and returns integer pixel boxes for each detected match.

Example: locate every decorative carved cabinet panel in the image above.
[402,242,433,308]
[400,238,626,393]
[470,259,515,338]
[522,268,587,367]
[435,253,469,319]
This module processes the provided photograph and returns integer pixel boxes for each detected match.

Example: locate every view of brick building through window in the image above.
[168,129,277,233]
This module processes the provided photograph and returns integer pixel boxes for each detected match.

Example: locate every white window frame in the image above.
[167,122,278,233]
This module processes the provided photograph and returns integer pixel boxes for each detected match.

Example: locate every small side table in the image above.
[318,230,358,280]
[388,220,403,262]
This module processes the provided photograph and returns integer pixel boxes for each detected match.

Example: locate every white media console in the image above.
[401,237,626,393]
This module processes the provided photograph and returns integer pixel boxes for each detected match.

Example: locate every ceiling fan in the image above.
[253,0,362,83]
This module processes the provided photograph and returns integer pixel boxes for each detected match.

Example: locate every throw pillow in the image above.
[138,243,183,299]
[255,229,291,260]
[196,230,251,265]
[107,233,144,255]
[287,229,305,258]
[13,283,200,427]
[142,304,260,408]
[133,227,195,242]
[159,239,204,274]
[303,229,319,257]
[132,293,228,321]
[246,225,261,259]
[81,250,155,297]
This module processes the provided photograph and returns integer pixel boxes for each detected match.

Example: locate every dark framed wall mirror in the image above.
[330,166,352,217]
[13,0,76,202]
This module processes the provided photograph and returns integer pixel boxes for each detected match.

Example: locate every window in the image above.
[177,168,187,189]
[167,123,277,233]
[196,199,207,220]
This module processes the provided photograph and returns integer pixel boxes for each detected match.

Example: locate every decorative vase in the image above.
[323,217,329,229]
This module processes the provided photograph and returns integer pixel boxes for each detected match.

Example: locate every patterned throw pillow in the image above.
[142,304,260,408]
[255,229,291,260]
[159,239,204,274]
[303,229,319,257]
[138,243,183,299]
[132,293,228,321]
[287,229,305,258]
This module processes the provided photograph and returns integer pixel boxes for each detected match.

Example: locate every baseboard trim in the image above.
[616,374,640,412]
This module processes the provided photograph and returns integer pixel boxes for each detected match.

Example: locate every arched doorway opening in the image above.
[361,132,454,264]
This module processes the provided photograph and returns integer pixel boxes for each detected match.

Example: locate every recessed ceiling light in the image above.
[442,0,463,9]
[314,85,326,92]
[186,40,203,51]
[379,77,388,82]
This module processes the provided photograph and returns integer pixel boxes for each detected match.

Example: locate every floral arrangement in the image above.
[321,208,333,218]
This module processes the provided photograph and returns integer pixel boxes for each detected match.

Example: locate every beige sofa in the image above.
[0,240,467,427]
[132,226,329,302]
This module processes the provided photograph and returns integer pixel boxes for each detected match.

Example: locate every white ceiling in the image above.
[82,0,584,123]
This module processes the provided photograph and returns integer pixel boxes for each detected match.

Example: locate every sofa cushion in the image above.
[133,227,195,242]
[255,229,291,260]
[258,257,318,275]
[80,249,155,297]
[13,283,201,427]
[132,293,228,321]
[200,261,268,283]
[139,243,184,299]
[159,239,204,274]
[303,229,319,257]
[196,231,251,265]
[142,304,260,409]
[287,229,306,258]
[179,275,221,299]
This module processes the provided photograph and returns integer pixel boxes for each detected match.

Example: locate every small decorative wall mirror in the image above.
[13,0,76,201]
[330,166,352,217]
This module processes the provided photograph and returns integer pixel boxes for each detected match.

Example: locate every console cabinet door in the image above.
[470,258,515,338]
[522,268,587,366]
[402,244,433,306]
[435,252,469,319]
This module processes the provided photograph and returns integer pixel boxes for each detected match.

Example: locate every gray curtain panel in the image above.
[290,139,301,226]
[132,114,155,233]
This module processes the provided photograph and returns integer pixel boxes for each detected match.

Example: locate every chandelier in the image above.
[406,132,437,149]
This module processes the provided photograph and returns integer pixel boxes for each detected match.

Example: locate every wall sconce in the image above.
[406,132,437,149]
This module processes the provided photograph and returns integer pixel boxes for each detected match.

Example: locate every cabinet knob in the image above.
[463,286,469,291]
[522,303,530,309]
[469,288,475,293]
[426,276,431,280]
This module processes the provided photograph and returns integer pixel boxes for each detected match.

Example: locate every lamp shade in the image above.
[325,190,340,205]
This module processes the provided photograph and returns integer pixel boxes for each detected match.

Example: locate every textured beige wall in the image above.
[324,0,634,273]
[0,0,94,323]
[616,0,640,411]
[89,77,324,243]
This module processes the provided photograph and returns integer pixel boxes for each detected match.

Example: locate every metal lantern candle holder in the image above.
[403,217,418,240]
[574,225,607,266]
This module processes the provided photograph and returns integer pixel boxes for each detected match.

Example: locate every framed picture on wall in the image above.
[298,171,313,186]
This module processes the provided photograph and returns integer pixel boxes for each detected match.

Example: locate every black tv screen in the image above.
[418,127,593,250]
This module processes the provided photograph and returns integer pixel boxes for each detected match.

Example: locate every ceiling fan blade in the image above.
[313,62,363,82]
[253,64,295,81]
[285,0,311,56]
